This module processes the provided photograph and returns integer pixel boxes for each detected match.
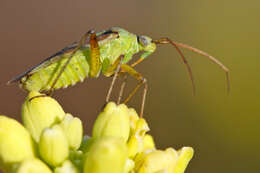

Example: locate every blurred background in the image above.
[0,0,259,172]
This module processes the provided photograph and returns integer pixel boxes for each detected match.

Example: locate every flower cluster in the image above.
[0,91,194,173]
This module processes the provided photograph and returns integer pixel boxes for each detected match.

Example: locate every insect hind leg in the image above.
[46,30,98,96]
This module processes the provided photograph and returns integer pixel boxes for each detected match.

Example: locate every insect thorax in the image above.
[99,27,140,68]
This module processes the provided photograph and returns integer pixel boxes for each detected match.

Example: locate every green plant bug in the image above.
[8,27,230,117]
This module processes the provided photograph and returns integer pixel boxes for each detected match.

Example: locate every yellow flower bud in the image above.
[16,158,52,173]
[59,113,83,150]
[39,125,69,167]
[0,116,35,171]
[83,137,128,173]
[22,91,65,142]
[173,147,194,173]
[127,118,150,158]
[92,102,130,142]
[136,148,178,173]
[54,160,79,173]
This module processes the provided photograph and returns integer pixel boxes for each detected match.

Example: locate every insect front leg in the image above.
[104,55,124,102]
[47,30,99,95]
[119,64,148,118]
[117,57,144,104]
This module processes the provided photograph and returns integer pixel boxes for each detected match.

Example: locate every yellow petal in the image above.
[124,159,135,173]
[136,148,178,173]
[143,134,155,151]
[128,108,139,135]
[173,147,194,173]
[127,118,150,158]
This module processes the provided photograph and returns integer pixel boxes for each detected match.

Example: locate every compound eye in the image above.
[137,35,149,47]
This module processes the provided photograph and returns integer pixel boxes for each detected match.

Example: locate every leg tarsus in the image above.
[29,94,48,102]
[140,78,147,118]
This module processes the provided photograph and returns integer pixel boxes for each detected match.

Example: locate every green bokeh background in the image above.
[0,1,259,173]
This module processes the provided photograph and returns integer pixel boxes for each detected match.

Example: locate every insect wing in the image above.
[7,29,119,84]
[7,45,76,84]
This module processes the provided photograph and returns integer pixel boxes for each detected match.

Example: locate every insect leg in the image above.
[105,55,124,102]
[130,57,144,67]
[117,74,128,104]
[29,94,48,102]
[116,57,144,104]
[47,30,98,95]
[120,64,147,118]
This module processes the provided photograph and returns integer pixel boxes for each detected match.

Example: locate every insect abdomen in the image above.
[21,50,90,92]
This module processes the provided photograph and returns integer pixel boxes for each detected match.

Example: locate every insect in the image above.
[8,27,230,117]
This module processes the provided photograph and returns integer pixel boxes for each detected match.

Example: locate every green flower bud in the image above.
[0,116,35,171]
[127,118,150,158]
[83,137,128,173]
[173,147,194,173]
[39,125,69,167]
[136,148,178,173]
[69,150,84,171]
[54,160,78,173]
[16,158,52,173]
[92,102,130,142]
[22,91,65,142]
[59,114,83,150]
[79,136,95,153]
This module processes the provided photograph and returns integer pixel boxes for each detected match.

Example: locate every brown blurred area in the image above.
[0,0,259,172]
